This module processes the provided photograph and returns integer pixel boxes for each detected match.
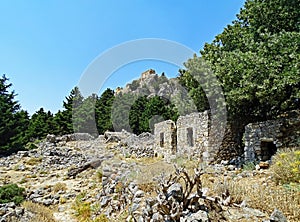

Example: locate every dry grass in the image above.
[120,155,163,165]
[72,193,92,221]
[135,160,174,184]
[26,157,43,165]
[72,192,110,222]
[138,182,157,195]
[171,156,199,174]
[201,172,300,221]
[22,201,55,222]
[52,182,67,193]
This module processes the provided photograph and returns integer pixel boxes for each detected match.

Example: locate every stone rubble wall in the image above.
[244,120,282,161]
[244,111,300,162]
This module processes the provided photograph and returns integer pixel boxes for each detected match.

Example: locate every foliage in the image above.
[73,94,98,136]
[0,183,25,205]
[129,96,148,134]
[142,96,179,133]
[0,75,29,153]
[54,87,83,135]
[129,95,179,134]
[111,93,137,132]
[270,149,300,184]
[26,108,55,141]
[72,192,106,222]
[242,161,256,171]
[95,88,115,134]
[177,68,209,112]
[199,0,300,122]
[94,214,109,222]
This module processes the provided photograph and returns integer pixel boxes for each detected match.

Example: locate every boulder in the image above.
[270,208,287,222]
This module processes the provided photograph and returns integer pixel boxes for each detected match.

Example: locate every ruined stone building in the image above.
[154,111,209,159]
[154,110,300,162]
[244,110,300,161]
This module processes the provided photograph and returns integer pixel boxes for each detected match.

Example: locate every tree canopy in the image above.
[0,75,29,153]
[198,0,300,122]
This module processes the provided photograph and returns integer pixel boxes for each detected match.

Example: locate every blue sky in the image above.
[0,0,245,114]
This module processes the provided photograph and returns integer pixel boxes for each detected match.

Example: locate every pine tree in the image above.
[140,96,178,133]
[53,87,83,135]
[26,108,55,141]
[95,88,115,134]
[74,94,98,136]
[0,75,29,153]
[129,96,148,135]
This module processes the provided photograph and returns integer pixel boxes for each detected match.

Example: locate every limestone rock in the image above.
[270,208,287,222]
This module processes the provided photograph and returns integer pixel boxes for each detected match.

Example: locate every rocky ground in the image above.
[0,133,295,222]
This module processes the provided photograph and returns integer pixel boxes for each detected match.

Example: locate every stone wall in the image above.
[244,111,300,161]
[176,111,209,158]
[244,120,282,161]
[154,120,177,156]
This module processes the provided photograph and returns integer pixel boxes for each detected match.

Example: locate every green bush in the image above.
[270,149,300,184]
[0,184,26,205]
[242,161,256,171]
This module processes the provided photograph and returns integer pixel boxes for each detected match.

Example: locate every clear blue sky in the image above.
[0,0,245,115]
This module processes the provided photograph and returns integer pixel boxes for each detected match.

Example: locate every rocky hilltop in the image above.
[0,132,297,222]
[120,69,179,98]
[115,69,198,117]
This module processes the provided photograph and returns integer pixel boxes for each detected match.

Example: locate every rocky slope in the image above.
[0,133,294,222]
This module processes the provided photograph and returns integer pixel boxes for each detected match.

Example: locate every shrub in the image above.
[25,139,41,150]
[52,182,67,193]
[26,157,43,165]
[72,192,92,221]
[94,214,109,222]
[22,201,55,222]
[270,149,300,184]
[0,183,25,205]
[242,161,256,171]
[96,170,103,182]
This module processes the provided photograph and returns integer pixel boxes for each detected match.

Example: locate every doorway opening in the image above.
[260,139,277,161]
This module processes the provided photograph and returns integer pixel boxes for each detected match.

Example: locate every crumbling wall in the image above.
[154,120,176,156]
[244,111,300,161]
[176,111,209,158]
[244,120,282,161]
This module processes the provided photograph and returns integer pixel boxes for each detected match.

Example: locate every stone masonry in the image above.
[244,120,283,161]
[244,110,300,161]
[154,111,209,160]
[154,120,177,156]
[176,112,209,157]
